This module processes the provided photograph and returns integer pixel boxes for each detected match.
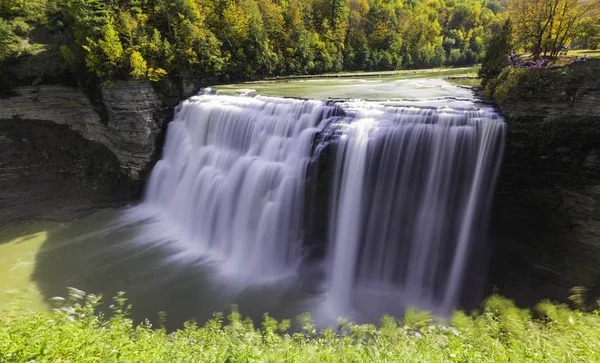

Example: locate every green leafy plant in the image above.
[2,291,600,362]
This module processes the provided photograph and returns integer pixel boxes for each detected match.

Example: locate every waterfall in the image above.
[324,105,505,316]
[139,92,505,317]
[142,94,341,280]
[328,118,376,312]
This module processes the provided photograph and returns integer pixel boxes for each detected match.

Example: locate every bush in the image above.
[1,290,600,362]
[486,66,527,101]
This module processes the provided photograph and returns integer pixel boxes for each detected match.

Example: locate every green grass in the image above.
[1,289,599,362]
[568,49,600,58]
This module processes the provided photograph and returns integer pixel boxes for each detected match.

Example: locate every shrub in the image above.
[1,291,600,362]
[486,66,527,101]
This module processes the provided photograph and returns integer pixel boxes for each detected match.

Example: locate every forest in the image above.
[1,1,599,88]
[0,0,512,87]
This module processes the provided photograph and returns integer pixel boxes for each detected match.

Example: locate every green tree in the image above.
[282,0,315,74]
[0,18,20,60]
[1,0,517,86]
[479,18,512,87]
[129,50,147,78]
[81,20,125,78]
[509,0,598,59]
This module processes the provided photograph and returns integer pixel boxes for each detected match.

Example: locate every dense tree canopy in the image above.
[0,0,590,90]
[0,0,514,85]
[478,18,512,86]
[2,0,598,88]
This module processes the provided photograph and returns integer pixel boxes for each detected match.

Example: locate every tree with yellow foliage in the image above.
[2,0,512,88]
[510,0,599,59]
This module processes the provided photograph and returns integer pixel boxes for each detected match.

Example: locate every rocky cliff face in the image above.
[0,81,176,224]
[488,61,600,305]
[0,118,130,224]
[0,82,170,181]
[0,86,109,144]
[101,81,172,181]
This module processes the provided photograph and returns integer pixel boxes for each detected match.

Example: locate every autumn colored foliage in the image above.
[0,0,509,84]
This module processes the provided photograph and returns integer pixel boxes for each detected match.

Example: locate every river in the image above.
[1,70,501,329]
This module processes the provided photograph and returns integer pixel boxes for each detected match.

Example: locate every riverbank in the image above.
[262,66,479,81]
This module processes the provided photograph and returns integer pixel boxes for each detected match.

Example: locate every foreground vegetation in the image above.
[1,289,599,362]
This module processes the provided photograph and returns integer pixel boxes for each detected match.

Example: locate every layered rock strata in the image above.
[489,61,600,304]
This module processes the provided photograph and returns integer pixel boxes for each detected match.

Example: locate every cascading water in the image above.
[141,94,343,280]
[136,89,505,319]
[324,104,505,317]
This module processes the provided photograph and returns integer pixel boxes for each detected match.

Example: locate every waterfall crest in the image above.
[139,92,505,317]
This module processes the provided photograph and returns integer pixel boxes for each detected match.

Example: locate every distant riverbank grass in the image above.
[1,290,599,362]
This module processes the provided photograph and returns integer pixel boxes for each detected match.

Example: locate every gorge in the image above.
[1,64,600,325]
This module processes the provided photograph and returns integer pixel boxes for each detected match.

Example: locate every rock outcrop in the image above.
[488,61,600,305]
[0,81,177,224]
[0,86,109,144]
[0,118,130,224]
[100,81,168,181]
[0,82,170,182]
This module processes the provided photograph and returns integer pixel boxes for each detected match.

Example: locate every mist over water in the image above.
[121,80,505,323]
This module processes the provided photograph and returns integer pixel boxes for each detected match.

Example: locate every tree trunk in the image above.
[534,35,543,60]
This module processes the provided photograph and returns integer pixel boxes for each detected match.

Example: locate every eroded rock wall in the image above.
[100,81,167,180]
[0,82,169,182]
[0,81,177,224]
[0,86,109,144]
[0,119,130,224]
[489,61,600,304]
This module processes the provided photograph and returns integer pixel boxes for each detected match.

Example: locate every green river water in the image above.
[0,68,481,326]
